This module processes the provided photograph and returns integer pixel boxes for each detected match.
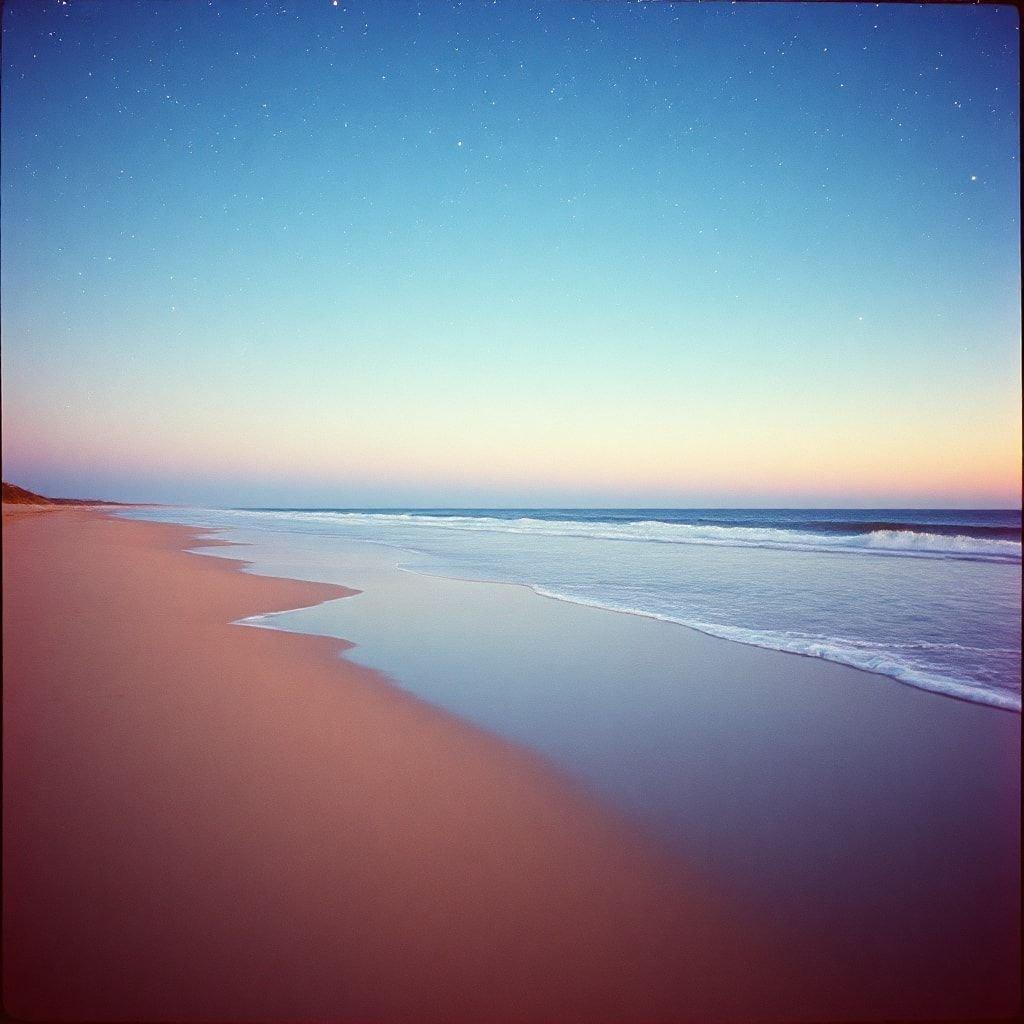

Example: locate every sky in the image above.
[1,0,1020,508]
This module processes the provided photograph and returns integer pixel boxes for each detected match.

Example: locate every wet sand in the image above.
[4,507,807,1023]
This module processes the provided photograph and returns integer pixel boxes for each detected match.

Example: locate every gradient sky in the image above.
[2,0,1020,507]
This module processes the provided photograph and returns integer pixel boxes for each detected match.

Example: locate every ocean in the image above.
[126,506,1022,711]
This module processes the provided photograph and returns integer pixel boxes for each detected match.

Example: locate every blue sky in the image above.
[1,1,1020,507]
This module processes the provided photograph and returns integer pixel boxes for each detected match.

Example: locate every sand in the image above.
[2,507,811,1023]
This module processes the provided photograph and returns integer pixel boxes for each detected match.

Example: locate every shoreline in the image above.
[172,516,1019,718]
[3,507,806,1022]
[125,504,1023,715]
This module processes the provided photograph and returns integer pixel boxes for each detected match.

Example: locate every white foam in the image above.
[528,587,1022,712]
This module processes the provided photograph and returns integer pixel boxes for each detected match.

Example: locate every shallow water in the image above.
[126,506,1022,710]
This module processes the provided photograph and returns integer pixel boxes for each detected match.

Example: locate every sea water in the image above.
[125,507,1021,711]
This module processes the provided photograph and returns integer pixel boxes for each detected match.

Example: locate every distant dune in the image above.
[2,482,127,506]
[2,482,54,505]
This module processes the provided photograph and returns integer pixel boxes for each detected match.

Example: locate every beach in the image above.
[3,507,1020,1022]
[4,0,1020,1019]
